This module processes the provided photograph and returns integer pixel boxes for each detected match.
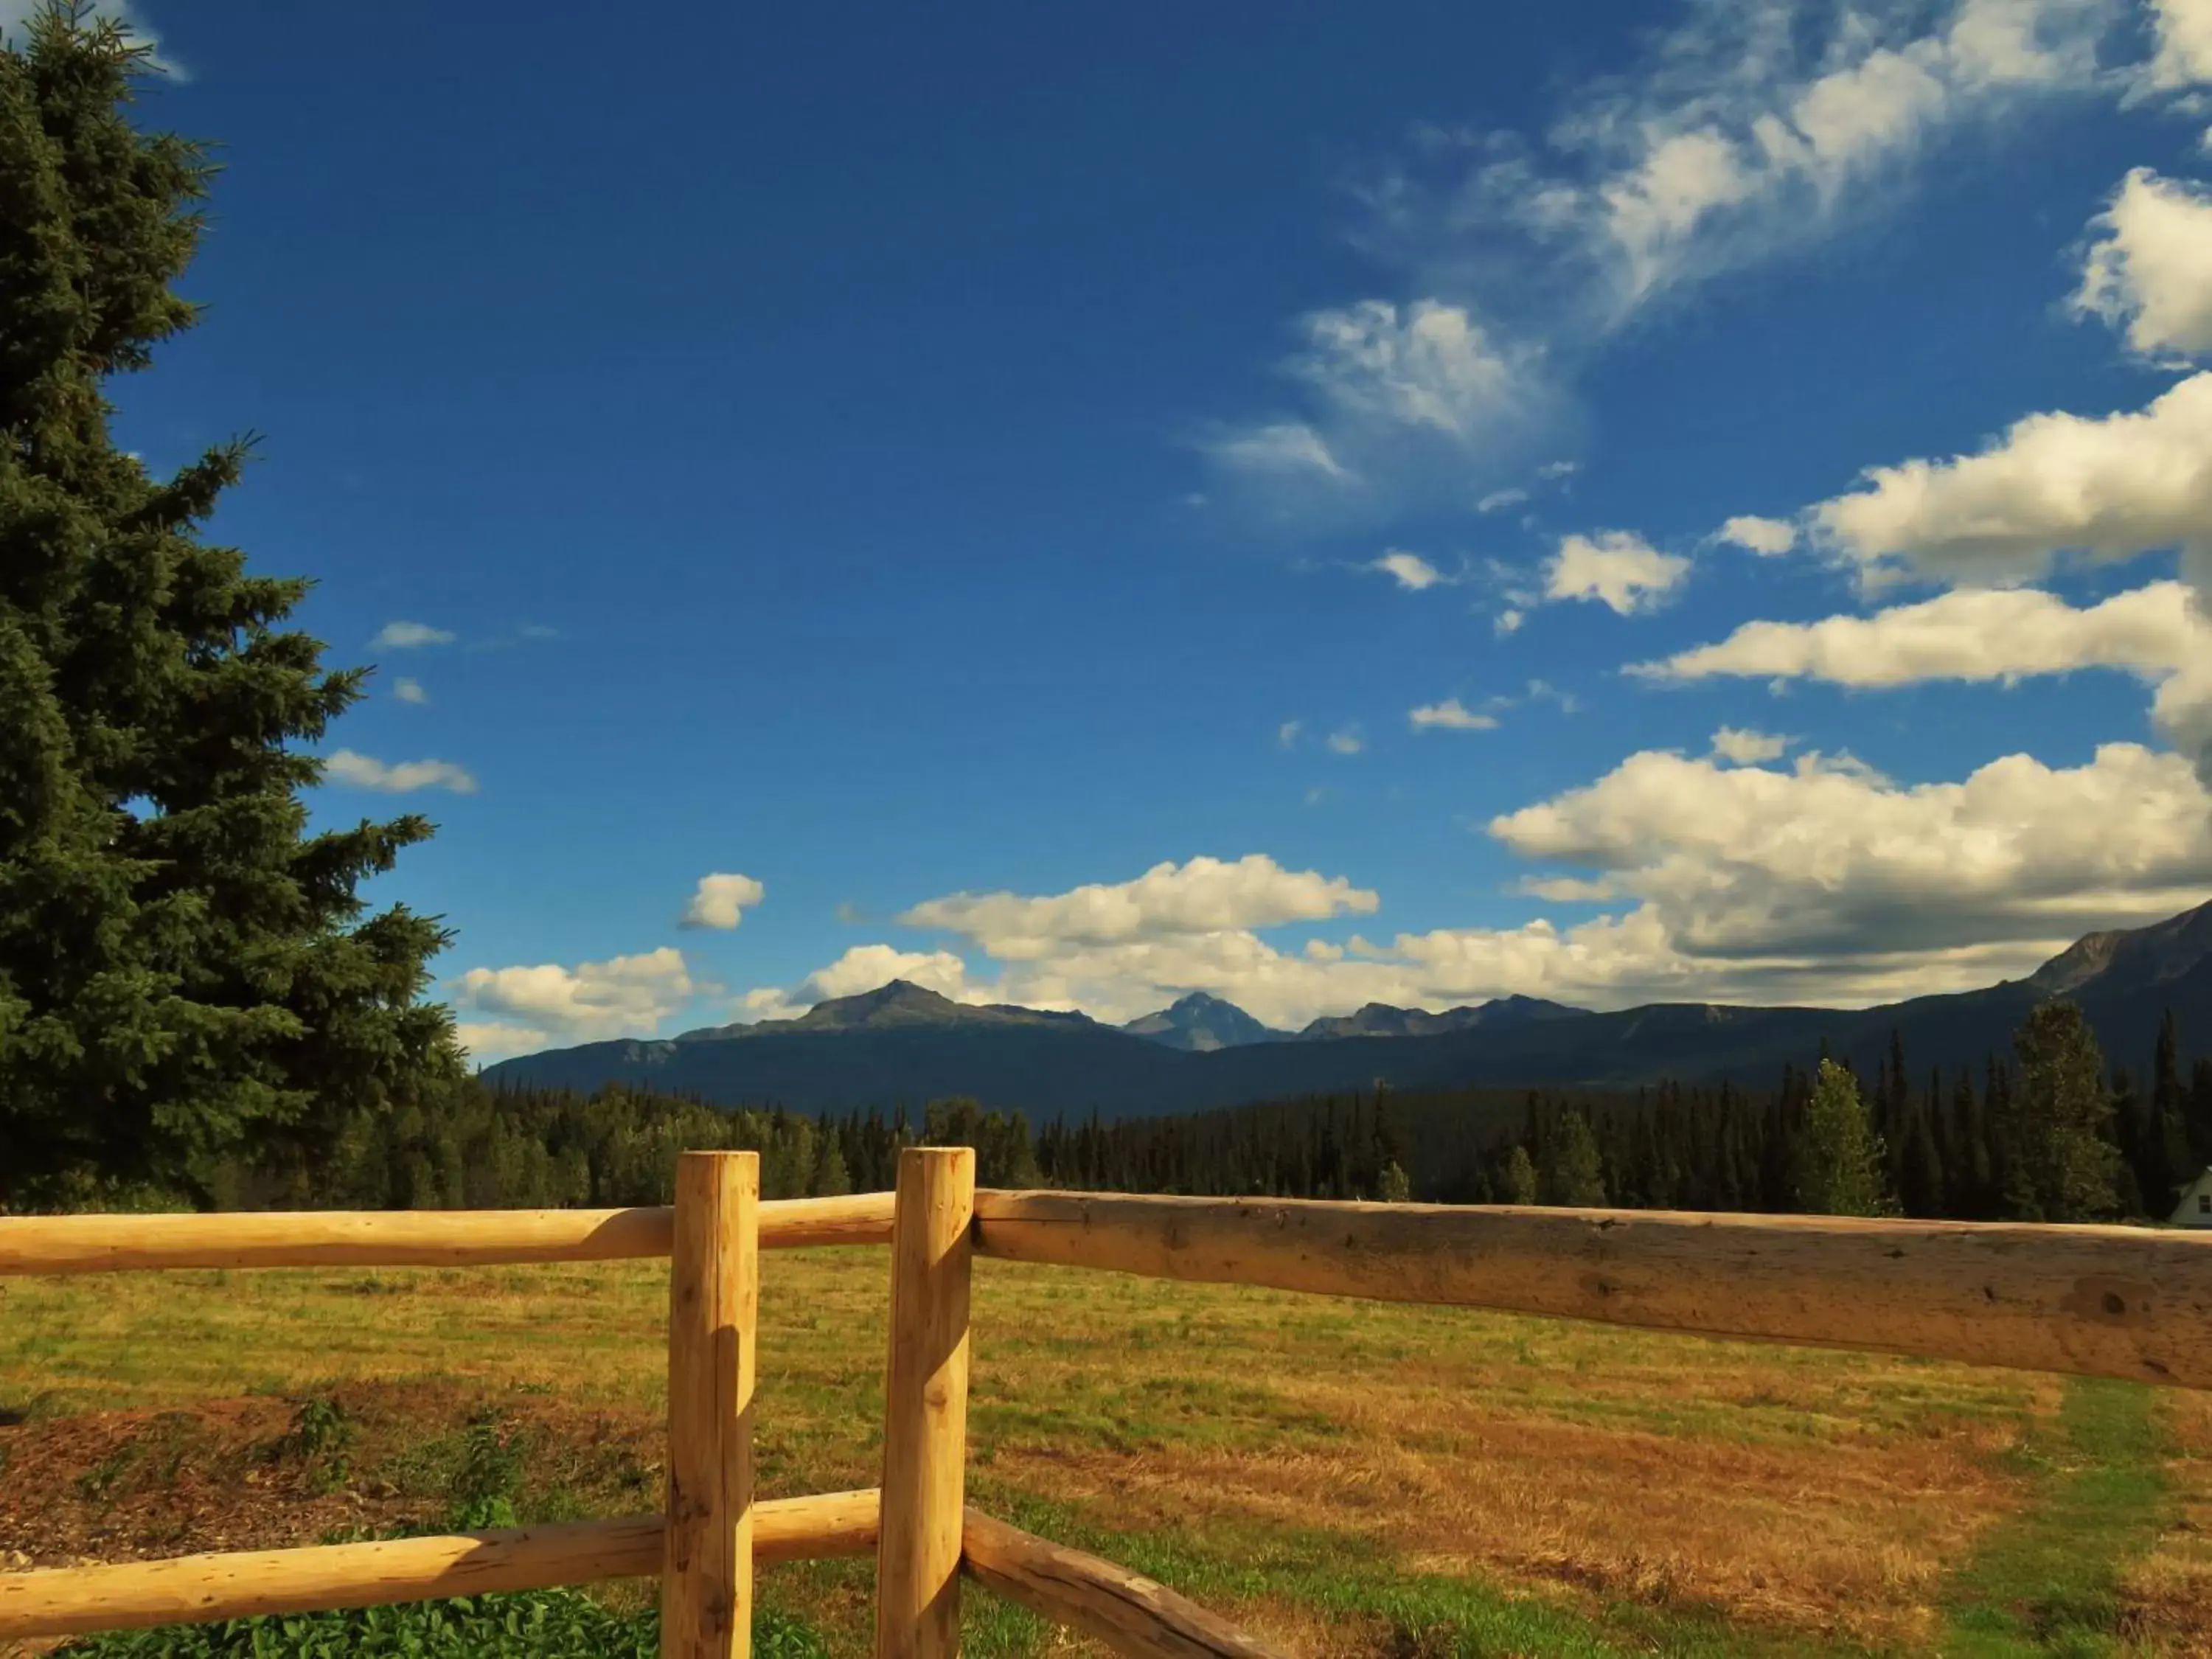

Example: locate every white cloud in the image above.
[796,945,977,1004]
[900,854,1380,961]
[1371,549,1447,590]
[1802,376,2212,782]
[2145,0,2212,89]
[392,677,429,705]
[1410,698,1500,731]
[370,621,456,650]
[1487,741,2212,987]
[1718,514,1798,555]
[680,872,768,931]
[1489,0,2112,316]
[1277,720,1302,750]
[1292,299,1532,439]
[1203,421,1349,480]
[742,731,2212,1024]
[1477,487,1529,514]
[1326,727,1366,754]
[452,947,695,1043]
[1709,726,1793,764]
[1708,726,1796,765]
[1206,300,1552,508]
[1811,372,2212,590]
[2073,167,2212,358]
[1635,580,2211,687]
[451,1022,557,1064]
[1544,531,1691,614]
[1494,608,1526,636]
[322,749,478,794]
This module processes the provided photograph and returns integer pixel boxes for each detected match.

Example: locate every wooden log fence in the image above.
[5,1161,2212,1658]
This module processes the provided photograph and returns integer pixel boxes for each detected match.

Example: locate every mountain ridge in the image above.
[483,897,2212,1121]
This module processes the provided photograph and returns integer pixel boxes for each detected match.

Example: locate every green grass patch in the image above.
[1941,1378,2171,1657]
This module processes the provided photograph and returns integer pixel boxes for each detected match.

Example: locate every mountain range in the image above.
[483,897,2212,1121]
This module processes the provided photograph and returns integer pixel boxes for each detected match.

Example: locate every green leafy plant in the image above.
[56,1591,830,1658]
[445,1413,529,1529]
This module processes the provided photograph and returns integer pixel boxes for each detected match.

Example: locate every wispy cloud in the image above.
[370,620,456,650]
[322,749,478,794]
[1410,698,1500,731]
[1368,549,1450,590]
[392,677,429,705]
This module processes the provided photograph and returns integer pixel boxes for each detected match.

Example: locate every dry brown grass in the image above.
[0,1246,2194,1654]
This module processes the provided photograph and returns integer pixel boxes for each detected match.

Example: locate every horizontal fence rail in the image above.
[961,1509,1285,1659]
[971,1190,2212,1390]
[0,1490,881,1641]
[0,1192,896,1275]
[14,1173,2212,1659]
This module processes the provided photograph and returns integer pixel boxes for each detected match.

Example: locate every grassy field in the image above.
[3,1250,2209,1658]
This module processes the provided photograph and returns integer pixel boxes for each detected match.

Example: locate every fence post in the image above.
[875,1147,975,1659]
[663,1151,759,1659]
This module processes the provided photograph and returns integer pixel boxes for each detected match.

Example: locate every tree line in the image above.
[49,995,2200,1226]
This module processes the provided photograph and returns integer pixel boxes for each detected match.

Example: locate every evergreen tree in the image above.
[1797,1059,1891,1217]
[2191,1057,2212,1172]
[0,10,462,1209]
[2006,1001,2121,1222]
[811,1126,852,1197]
[1501,1143,1539,1205]
[2146,1009,2196,1209]
[1897,1102,1945,1218]
[1543,1111,1607,1207]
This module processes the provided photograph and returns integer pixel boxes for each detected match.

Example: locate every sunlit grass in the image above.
[5,1248,2206,1654]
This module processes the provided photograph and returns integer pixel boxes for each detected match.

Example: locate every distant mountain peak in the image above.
[2028,898,2212,998]
[1122,992,1285,1052]
[1296,994,1590,1041]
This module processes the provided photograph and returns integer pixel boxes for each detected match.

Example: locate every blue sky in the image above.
[56,0,2212,1056]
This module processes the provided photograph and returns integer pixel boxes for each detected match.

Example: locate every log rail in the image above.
[5,1174,2211,1658]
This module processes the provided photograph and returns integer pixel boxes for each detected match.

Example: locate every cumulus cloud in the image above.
[322,750,477,794]
[798,945,976,1004]
[900,855,1380,961]
[1545,532,1691,614]
[737,732,2212,1026]
[370,621,456,650]
[2073,167,2212,358]
[680,872,767,931]
[1371,550,1448,589]
[1718,515,1798,555]
[452,947,695,1044]
[1802,375,2212,781]
[1277,720,1303,750]
[1410,698,1500,731]
[1489,740,2212,978]
[2144,0,2212,89]
[1494,608,1526,636]
[1709,726,1793,764]
[1635,581,2211,687]
[1812,372,2212,590]
[392,677,429,705]
[1326,727,1366,754]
